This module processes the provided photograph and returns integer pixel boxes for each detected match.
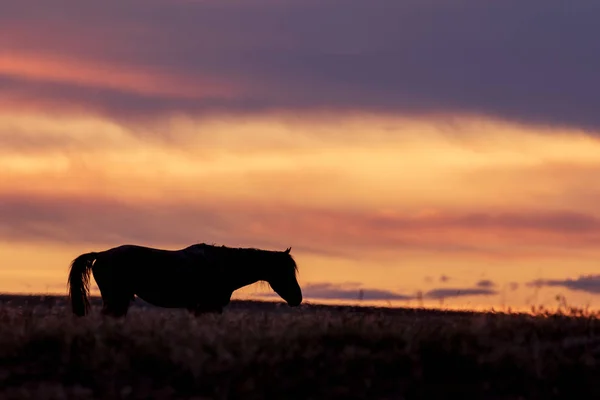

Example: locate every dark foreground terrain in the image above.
[0,295,599,399]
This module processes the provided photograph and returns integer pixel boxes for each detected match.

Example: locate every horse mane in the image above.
[187,243,298,275]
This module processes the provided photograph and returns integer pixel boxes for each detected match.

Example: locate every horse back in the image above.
[95,243,222,282]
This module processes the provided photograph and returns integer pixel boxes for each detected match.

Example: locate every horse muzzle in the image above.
[287,297,302,307]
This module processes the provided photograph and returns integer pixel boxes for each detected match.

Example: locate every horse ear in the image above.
[284,247,291,254]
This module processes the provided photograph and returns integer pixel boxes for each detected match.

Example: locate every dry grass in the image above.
[0,296,599,399]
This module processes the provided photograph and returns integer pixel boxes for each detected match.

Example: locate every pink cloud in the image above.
[1,192,599,259]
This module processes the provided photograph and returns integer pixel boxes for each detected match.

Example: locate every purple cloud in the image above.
[527,275,600,295]
[257,282,412,301]
[271,283,500,302]
[476,280,496,289]
[424,288,498,300]
[303,283,412,301]
[0,0,599,132]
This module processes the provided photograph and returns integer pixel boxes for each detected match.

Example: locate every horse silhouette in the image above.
[67,243,302,317]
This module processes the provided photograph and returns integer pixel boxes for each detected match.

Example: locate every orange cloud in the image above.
[0,107,599,308]
[2,0,600,311]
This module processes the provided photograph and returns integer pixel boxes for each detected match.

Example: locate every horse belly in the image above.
[133,270,199,308]
[135,288,192,308]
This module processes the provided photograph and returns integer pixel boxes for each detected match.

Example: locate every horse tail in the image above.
[67,252,98,316]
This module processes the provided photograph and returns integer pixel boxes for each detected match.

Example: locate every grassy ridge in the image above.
[0,297,598,399]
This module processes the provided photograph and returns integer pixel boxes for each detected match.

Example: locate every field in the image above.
[0,295,599,399]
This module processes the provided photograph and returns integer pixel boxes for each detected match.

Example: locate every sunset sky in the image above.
[1,0,600,311]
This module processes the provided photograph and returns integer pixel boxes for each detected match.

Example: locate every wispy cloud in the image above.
[476,280,496,289]
[256,282,411,301]
[368,211,600,233]
[299,283,412,301]
[263,282,501,302]
[527,275,600,295]
[0,0,599,131]
[423,288,498,300]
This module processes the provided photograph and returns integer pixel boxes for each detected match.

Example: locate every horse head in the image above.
[265,247,302,307]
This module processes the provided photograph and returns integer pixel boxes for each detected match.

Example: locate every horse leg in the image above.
[196,290,230,315]
[93,264,132,318]
[101,292,132,318]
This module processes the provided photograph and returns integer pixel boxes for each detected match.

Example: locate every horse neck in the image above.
[225,250,272,291]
